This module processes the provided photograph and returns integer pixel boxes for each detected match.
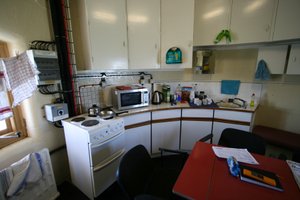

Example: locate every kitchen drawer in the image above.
[182,109,214,118]
[152,109,181,120]
[214,110,252,122]
[123,112,151,126]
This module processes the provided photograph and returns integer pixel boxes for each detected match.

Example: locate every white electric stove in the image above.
[62,114,125,199]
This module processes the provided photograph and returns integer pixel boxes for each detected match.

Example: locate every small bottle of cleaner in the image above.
[250,93,255,107]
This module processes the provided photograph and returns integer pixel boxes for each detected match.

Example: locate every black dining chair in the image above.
[116,144,184,200]
[158,133,213,168]
[218,128,266,155]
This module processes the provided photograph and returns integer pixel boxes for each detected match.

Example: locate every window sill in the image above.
[0,135,27,149]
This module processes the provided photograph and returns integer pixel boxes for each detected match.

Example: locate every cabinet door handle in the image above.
[93,149,125,172]
[265,24,270,32]
[155,44,160,65]
[123,41,126,47]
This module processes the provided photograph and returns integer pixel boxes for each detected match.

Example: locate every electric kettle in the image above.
[152,91,163,105]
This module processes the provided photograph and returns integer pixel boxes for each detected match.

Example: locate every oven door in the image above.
[89,132,125,197]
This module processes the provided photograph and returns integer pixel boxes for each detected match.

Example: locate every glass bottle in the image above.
[175,84,182,102]
[250,93,255,107]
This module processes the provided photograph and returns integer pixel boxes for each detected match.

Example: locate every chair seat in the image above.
[145,167,181,199]
[117,145,184,200]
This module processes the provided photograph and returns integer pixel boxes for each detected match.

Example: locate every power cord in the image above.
[53,120,63,128]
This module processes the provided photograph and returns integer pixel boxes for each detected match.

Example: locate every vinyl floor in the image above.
[56,155,187,200]
[57,180,127,200]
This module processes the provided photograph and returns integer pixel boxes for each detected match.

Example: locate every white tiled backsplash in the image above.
[77,79,262,113]
[153,81,262,105]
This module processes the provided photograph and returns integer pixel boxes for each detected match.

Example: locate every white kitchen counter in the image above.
[116,102,259,117]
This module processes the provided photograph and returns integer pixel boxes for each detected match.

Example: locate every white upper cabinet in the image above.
[194,0,277,45]
[257,45,288,74]
[286,44,300,75]
[273,0,300,41]
[161,0,194,69]
[194,0,232,46]
[230,0,277,44]
[86,0,128,70]
[127,0,160,69]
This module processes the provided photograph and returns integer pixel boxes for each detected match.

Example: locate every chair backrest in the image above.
[218,128,266,155]
[117,145,154,199]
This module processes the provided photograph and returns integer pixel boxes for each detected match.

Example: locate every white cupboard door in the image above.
[127,0,160,69]
[161,0,194,69]
[193,0,232,46]
[152,121,181,154]
[123,112,151,153]
[273,0,300,41]
[287,44,300,75]
[181,121,212,150]
[257,45,288,74]
[230,0,277,44]
[86,0,128,70]
[212,122,250,144]
[125,125,151,153]
[214,110,252,122]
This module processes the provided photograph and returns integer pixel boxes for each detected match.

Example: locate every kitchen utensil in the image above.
[99,108,128,119]
[88,104,100,117]
[99,110,115,119]
[152,91,163,104]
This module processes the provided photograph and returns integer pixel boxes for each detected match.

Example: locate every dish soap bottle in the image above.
[175,84,182,103]
[250,93,255,107]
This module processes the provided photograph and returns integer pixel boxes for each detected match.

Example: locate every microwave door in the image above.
[121,92,142,108]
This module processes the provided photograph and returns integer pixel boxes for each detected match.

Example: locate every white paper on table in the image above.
[286,160,300,190]
[212,146,259,165]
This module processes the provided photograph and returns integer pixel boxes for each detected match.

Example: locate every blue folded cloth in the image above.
[255,59,270,80]
[221,80,240,95]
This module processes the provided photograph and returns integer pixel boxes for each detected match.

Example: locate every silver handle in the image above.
[0,132,21,139]
[93,149,125,172]
[90,131,124,149]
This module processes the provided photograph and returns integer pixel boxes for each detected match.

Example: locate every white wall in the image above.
[0,0,70,184]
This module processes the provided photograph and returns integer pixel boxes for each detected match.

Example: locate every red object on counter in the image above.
[173,142,300,200]
[116,85,132,90]
[116,85,145,90]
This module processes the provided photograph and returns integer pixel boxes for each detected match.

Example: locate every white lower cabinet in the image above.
[123,112,151,153]
[151,109,181,154]
[181,109,214,150]
[212,110,253,144]
[123,108,255,155]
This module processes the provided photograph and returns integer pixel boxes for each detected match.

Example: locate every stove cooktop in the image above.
[81,120,100,127]
[66,113,123,132]
[71,117,86,122]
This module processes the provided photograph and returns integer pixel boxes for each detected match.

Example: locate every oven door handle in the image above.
[90,132,124,149]
[93,149,125,172]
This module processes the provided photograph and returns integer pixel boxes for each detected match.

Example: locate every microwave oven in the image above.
[112,87,149,110]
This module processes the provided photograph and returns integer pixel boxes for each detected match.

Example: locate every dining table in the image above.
[173,141,300,200]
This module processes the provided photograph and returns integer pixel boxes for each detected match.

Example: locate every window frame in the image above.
[0,118,13,134]
[0,41,27,149]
